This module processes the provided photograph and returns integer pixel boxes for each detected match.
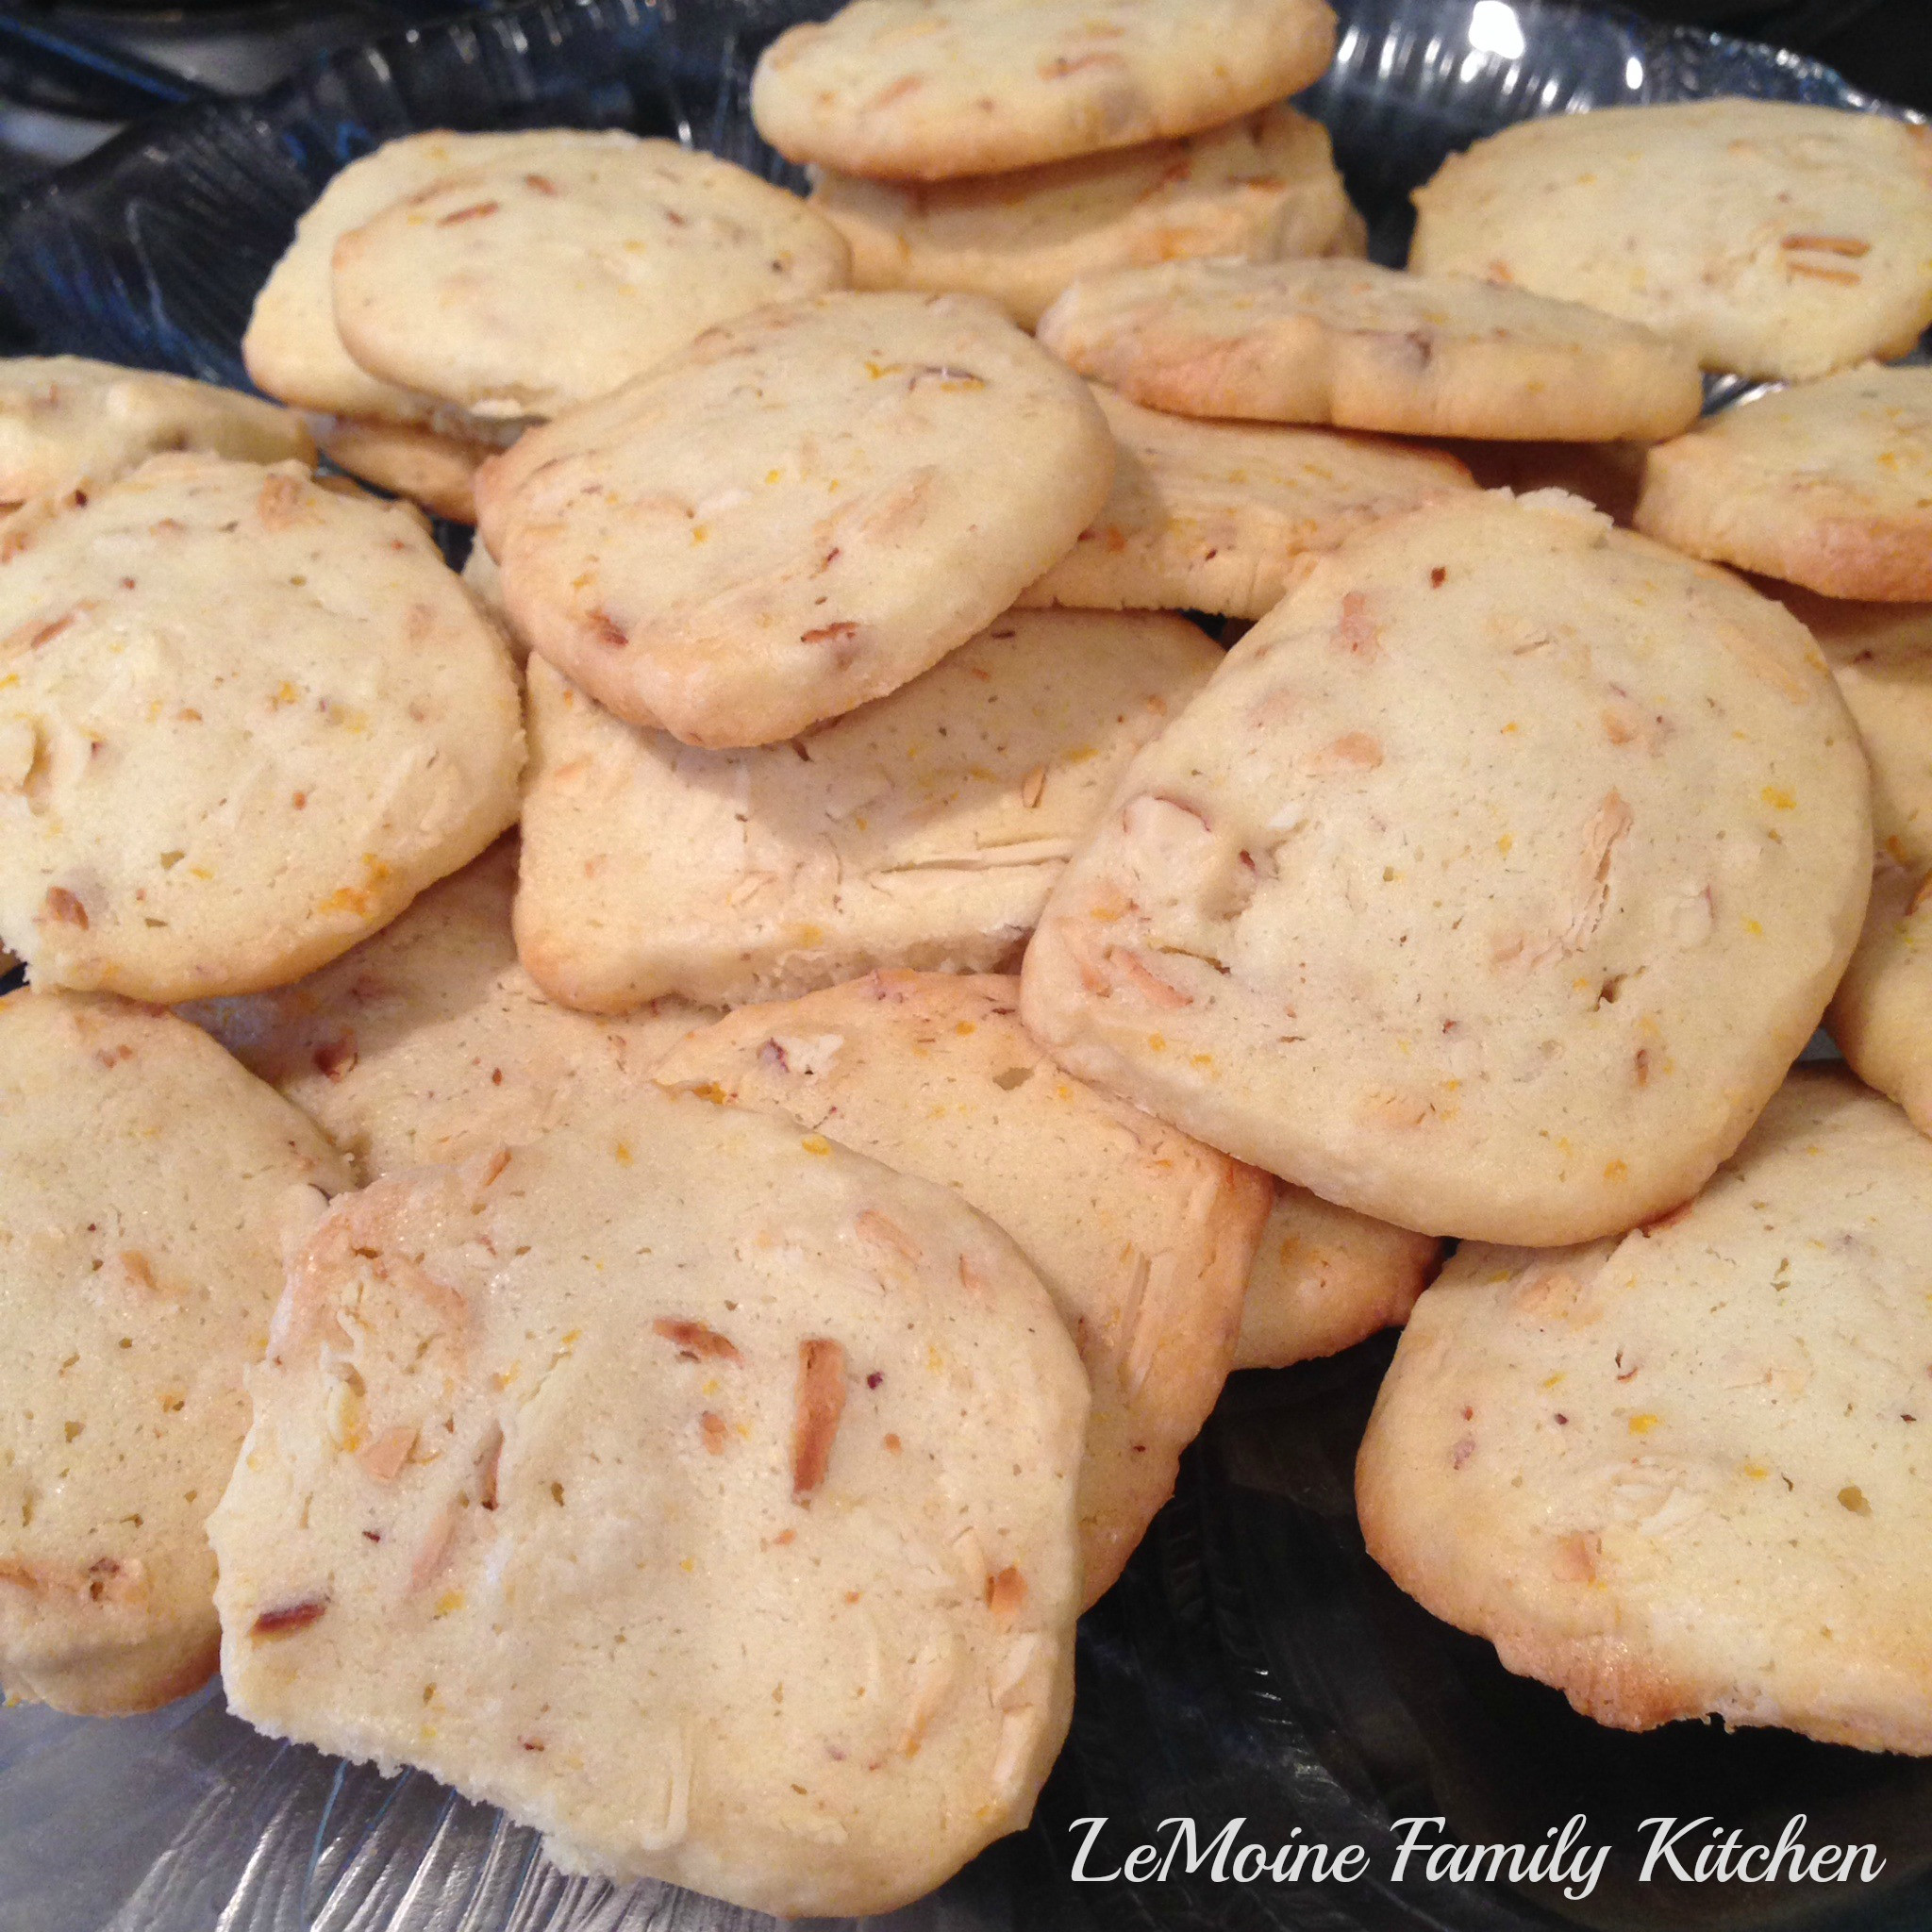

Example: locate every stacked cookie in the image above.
[242,127,855,518]
[755,0,1357,326]
[6,0,1932,1916]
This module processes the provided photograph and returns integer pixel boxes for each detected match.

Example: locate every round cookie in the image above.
[751,0,1338,182]
[208,1091,1087,1917]
[1020,489,1873,1246]
[515,610,1221,1011]
[0,454,525,1002]
[811,104,1357,330]
[1036,259,1705,442]
[1018,383,1475,618]
[184,839,715,1183]
[1635,366,1932,603]
[333,133,851,422]
[310,415,497,525]
[0,989,348,1715]
[475,291,1114,747]
[244,130,548,435]
[1236,1184,1440,1372]
[1357,1068,1932,1753]
[0,357,312,508]
[654,971,1273,1602]
[1410,100,1932,383]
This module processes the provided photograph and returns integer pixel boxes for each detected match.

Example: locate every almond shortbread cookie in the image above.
[1357,1068,1932,1752]
[0,990,347,1715]
[1635,366,1932,602]
[1018,384,1474,618]
[0,455,524,1001]
[0,357,312,508]
[655,972,1272,1600]
[1036,259,1704,442]
[1020,491,1872,1245]
[1410,101,1932,382]
[244,131,541,437]
[209,1091,1086,1916]
[752,0,1338,181]
[812,104,1357,329]
[1236,1184,1439,1371]
[333,132,851,422]
[184,840,713,1183]
[475,291,1112,746]
[517,609,1219,1010]
[310,416,496,525]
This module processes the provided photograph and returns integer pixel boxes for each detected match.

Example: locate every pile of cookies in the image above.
[3,0,1931,1913]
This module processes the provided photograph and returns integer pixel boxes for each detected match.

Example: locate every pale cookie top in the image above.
[333,132,851,421]
[1636,366,1932,603]
[752,0,1338,181]
[1411,100,1932,383]
[1020,490,1873,1247]
[0,358,313,508]
[1775,590,1932,868]
[0,455,525,1002]
[184,840,714,1183]
[0,991,347,1716]
[655,971,1272,1603]
[1018,383,1475,618]
[812,104,1357,329]
[1235,1183,1438,1372]
[515,610,1222,1010]
[208,1092,1087,1918]
[1357,1069,1932,1753]
[245,130,550,433]
[1036,258,1705,442]
[475,291,1114,747]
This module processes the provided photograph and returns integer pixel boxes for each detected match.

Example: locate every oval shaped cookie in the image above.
[654,970,1273,1602]
[1357,1068,1932,1753]
[333,132,851,421]
[752,0,1338,181]
[0,989,348,1715]
[515,609,1221,1010]
[208,1091,1087,1917]
[1036,258,1706,442]
[0,357,312,508]
[244,130,541,438]
[184,839,715,1183]
[1018,383,1474,618]
[0,455,525,1001]
[1636,366,1932,603]
[812,104,1357,329]
[1020,490,1873,1245]
[475,291,1113,747]
[1410,100,1932,382]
